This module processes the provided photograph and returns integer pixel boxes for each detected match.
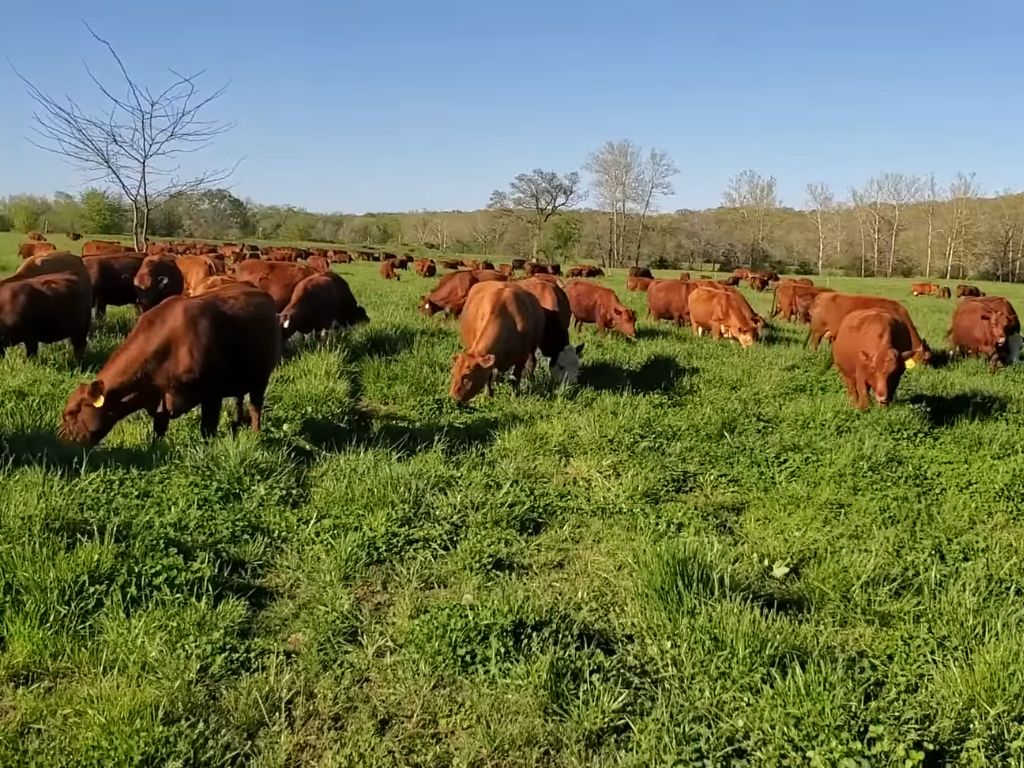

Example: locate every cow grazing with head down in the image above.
[564,281,637,338]
[566,265,604,278]
[414,258,437,277]
[279,273,368,339]
[647,280,699,326]
[747,275,769,292]
[910,282,940,297]
[26,231,47,242]
[0,273,92,363]
[628,266,654,279]
[832,309,915,409]
[449,282,546,403]
[772,282,832,323]
[60,283,281,444]
[517,277,583,383]
[808,293,930,364]
[948,296,1021,369]
[419,269,508,317]
[380,260,401,281]
[688,286,761,347]
[83,252,144,319]
[956,284,984,298]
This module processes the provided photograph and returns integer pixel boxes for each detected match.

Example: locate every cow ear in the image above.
[479,353,496,369]
[901,350,916,362]
[157,275,169,289]
[87,380,106,408]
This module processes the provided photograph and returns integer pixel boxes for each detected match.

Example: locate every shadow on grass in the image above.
[0,428,171,475]
[908,392,1008,427]
[635,325,682,341]
[580,354,692,394]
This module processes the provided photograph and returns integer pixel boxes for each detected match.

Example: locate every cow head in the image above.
[449,352,496,403]
[551,343,584,384]
[60,380,121,445]
[861,347,914,406]
[134,256,184,311]
[609,306,637,338]
[419,296,441,316]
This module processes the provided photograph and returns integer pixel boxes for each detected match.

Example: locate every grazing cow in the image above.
[471,269,509,284]
[564,281,637,338]
[758,271,780,282]
[420,271,478,317]
[60,284,281,444]
[782,277,814,286]
[134,256,185,311]
[331,250,352,264]
[324,272,369,327]
[68,232,83,241]
[733,268,752,279]
[525,262,560,277]
[498,263,514,277]
[748,275,770,292]
[479,261,495,271]
[414,258,437,278]
[948,296,1021,369]
[647,280,700,327]
[517,277,583,383]
[306,254,331,273]
[380,260,401,281]
[688,286,761,348]
[808,293,930,363]
[567,265,605,278]
[527,273,561,284]
[772,283,832,323]
[678,272,691,281]
[83,252,144,319]
[441,259,461,270]
[0,273,92,362]
[627,276,654,292]
[511,258,527,272]
[449,282,545,403]
[720,275,742,287]
[235,261,317,311]
[18,241,56,260]
[279,274,343,339]
[957,284,984,298]
[26,231,47,242]
[218,243,245,262]
[832,309,915,409]
[937,286,951,299]
[461,259,482,270]
[910,282,940,297]
[191,275,239,296]
[629,266,654,279]
[177,254,220,292]
[81,240,125,257]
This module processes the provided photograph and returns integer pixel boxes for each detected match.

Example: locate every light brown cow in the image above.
[688,286,761,347]
[832,309,915,409]
[81,240,125,257]
[564,281,637,338]
[18,241,57,260]
[808,293,930,364]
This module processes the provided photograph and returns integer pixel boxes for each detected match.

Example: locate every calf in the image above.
[449,282,545,403]
[688,286,760,347]
[60,284,281,444]
[0,273,92,362]
[517,277,583,383]
[832,309,915,409]
[808,293,930,363]
[957,284,984,298]
[948,296,1021,369]
[564,280,637,338]
[84,252,144,318]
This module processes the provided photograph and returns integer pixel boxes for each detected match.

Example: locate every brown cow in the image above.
[331,250,352,264]
[511,258,527,272]
[808,293,930,363]
[60,284,281,444]
[380,260,401,281]
[772,283,831,322]
[177,255,220,293]
[18,241,56,260]
[472,269,509,284]
[26,231,47,242]
[68,232,83,241]
[747,275,769,292]
[564,281,637,338]
[628,266,654,279]
[235,261,316,311]
[832,309,915,409]
[910,282,939,297]
[218,243,245,262]
[720,275,742,287]
[647,280,700,327]
[733,268,752,279]
[758,270,780,282]
[627,276,654,292]
[191,275,239,296]
[525,262,560,277]
[782,277,814,286]
[937,286,951,299]
[567,265,605,278]
[134,256,185,311]
[526,273,561,284]
[479,261,495,271]
[956,284,984,298]
[83,252,144,318]
[280,274,342,339]
[498,263,514,277]
[678,272,691,281]
[688,287,760,347]
[441,259,461,270]
[517,277,582,383]
[449,282,545,403]
[414,258,438,278]
[81,240,125,257]
[324,273,369,327]
[948,296,1021,369]
[0,273,91,362]
[306,254,331,273]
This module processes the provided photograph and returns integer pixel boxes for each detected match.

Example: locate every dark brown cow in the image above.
[235,261,316,311]
[937,286,952,299]
[511,258,527,272]
[688,286,760,347]
[948,296,1021,369]
[380,260,401,281]
[628,266,654,278]
[808,293,930,363]
[517,277,582,383]
[414,258,437,277]
[479,261,495,271]
[747,275,769,292]
[441,259,462,270]
[449,282,546,403]
[758,270,780,282]
[81,240,126,257]
[564,281,637,338]
[627,276,654,292]
[68,232,83,241]
[647,280,700,327]
[134,256,185,311]
[525,262,561,277]
[956,284,984,298]
[83,252,144,318]
[18,241,56,260]
[331,250,352,264]
[832,309,915,409]
[324,272,369,327]
[720,275,742,287]
[0,273,91,362]
[60,284,281,444]
[279,274,343,339]
[567,265,605,278]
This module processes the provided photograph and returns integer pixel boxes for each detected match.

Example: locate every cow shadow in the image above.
[907,392,1008,427]
[581,355,692,394]
[0,428,171,476]
[636,325,681,341]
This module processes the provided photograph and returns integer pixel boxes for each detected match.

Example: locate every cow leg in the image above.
[853,370,870,410]
[71,335,87,366]
[710,324,722,341]
[200,399,223,438]
[524,352,536,380]
[807,329,822,350]
[24,341,39,358]
[246,387,266,431]
[151,407,171,440]
[95,302,107,321]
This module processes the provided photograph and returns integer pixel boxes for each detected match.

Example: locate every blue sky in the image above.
[1,0,1020,213]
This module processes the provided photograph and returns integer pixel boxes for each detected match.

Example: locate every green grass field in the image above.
[2,231,1024,765]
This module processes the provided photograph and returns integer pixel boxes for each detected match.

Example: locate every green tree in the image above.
[79,189,124,234]
[488,169,584,259]
[179,189,253,239]
[7,195,51,233]
[542,214,583,262]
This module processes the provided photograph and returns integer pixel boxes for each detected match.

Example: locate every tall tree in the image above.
[16,24,235,250]
[943,172,979,279]
[633,149,678,265]
[923,173,939,278]
[488,169,583,259]
[723,170,779,267]
[584,141,641,266]
[879,172,922,277]
[804,182,834,275]
[79,188,124,234]
[851,178,886,276]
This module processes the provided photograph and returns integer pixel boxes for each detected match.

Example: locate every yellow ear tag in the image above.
[905,359,916,370]
[92,394,105,408]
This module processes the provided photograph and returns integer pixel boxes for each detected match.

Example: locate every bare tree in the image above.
[633,149,678,265]
[488,169,584,259]
[923,174,939,278]
[584,141,641,266]
[431,217,450,252]
[850,187,868,277]
[804,182,834,275]
[723,170,779,267]
[15,24,235,250]
[470,213,508,254]
[943,173,979,279]
[851,178,887,276]
[879,172,922,277]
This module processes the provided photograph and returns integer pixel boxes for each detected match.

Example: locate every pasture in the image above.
[1,233,1024,765]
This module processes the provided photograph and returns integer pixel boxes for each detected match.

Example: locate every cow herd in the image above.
[3,233,1022,445]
